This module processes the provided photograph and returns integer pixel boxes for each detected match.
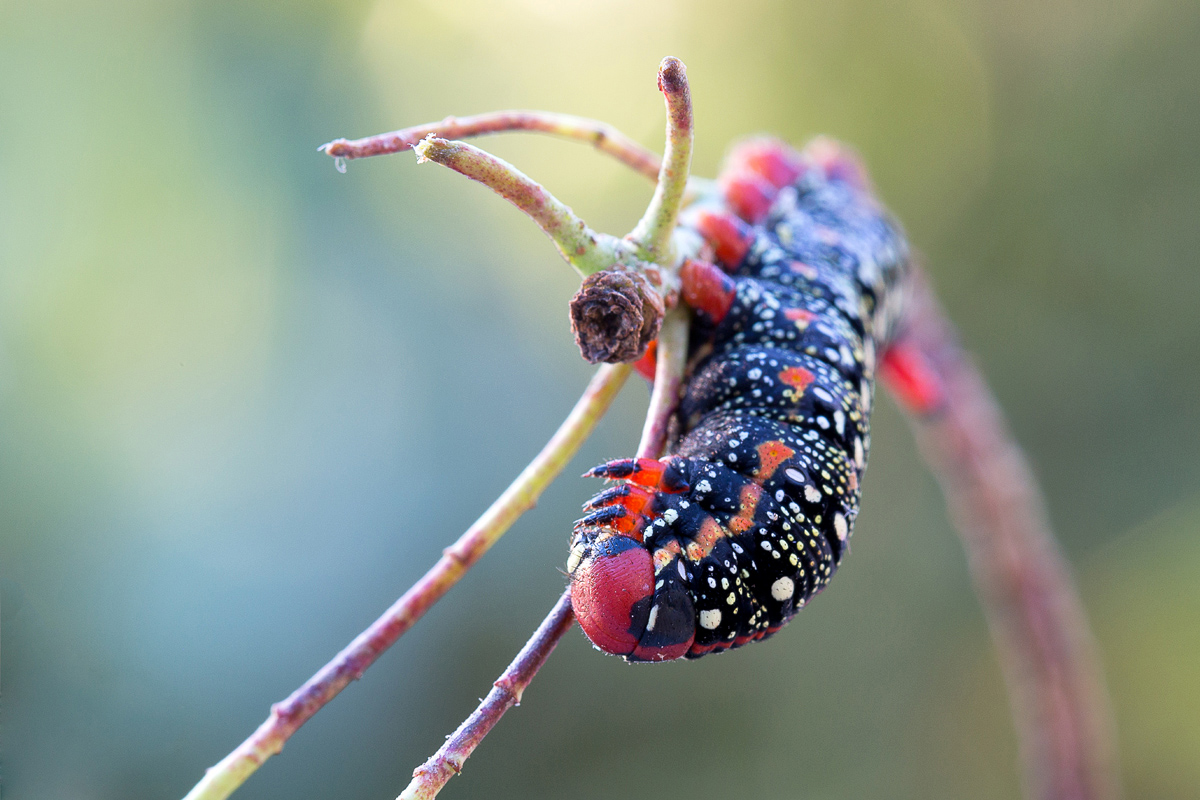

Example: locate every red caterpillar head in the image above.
[568,527,694,661]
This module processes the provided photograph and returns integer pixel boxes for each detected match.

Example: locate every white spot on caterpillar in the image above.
[805,486,822,503]
[647,605,659,631]
[816,416,830,430]
[662,508,678,524]
[748,368,762,380]
[726,593,737,605]
[567,546,584,574]
[677,560,688,581]
[834,513,849,541]
[696,479,712,493]
[699,609,722,630]
[785,468,805,484]
[854,437,864,468]
[834,410,846,436]
[770,577,795,601]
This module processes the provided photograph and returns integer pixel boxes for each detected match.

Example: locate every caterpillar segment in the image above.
[568,138,910,661]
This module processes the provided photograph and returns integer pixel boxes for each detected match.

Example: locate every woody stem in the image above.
[178,364,632,800]
[320,110,661,181]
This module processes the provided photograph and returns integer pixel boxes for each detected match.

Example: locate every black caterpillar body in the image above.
[568,139,910,661]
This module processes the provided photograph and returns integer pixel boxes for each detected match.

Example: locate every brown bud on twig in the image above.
[570,269,665,364]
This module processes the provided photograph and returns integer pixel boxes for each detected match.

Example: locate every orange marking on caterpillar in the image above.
[728,483,764,535]
[754,440,796,482]
[685,516,726,562]
[653,538,683,573]
[788,261,819,279]
[784,307,816,330]
[779,366,815,392]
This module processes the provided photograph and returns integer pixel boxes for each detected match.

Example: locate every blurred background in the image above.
[2,0,1198,798]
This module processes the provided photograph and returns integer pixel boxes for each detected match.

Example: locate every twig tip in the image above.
[657,56,687,95]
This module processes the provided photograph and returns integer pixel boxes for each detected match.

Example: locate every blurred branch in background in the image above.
[896,271,1121,800]
[181,364,631,800]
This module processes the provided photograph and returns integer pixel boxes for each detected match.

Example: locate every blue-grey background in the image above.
[2,0,1198,798]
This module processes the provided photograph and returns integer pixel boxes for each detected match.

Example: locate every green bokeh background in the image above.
[2,1,1198,798]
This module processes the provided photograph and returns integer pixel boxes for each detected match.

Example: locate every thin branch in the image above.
[636,304,690,459]
[413,136,629,276]
[396,299,691,800]
[319,111,661,181]
[893,271,1121,800]
[181,364,632,800]
[628,57,694,265]
[398,588,576,800]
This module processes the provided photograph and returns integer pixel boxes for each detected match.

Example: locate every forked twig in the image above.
[320,110,661,180]
[894,272,1121,800]
[181,364,631,800]
[397,295,692,800]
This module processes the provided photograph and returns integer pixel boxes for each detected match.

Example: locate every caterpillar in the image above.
[567,137,913,661]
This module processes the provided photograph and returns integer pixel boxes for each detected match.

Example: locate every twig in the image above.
[398,588,576,800]
[396,288,692,800]
[319,111,661,180]
[413,137,630,276]
[637,304,689,459]
[894,272,1121,800]
[181,364,632,800]
[628,57,694,265]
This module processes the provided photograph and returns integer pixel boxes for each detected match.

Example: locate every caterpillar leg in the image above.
[720,137,807,224]
[575,484,655,539]
[583,457,689,493]
[632,340,658,381]
[692,209,754,268]
[680,258,736,324]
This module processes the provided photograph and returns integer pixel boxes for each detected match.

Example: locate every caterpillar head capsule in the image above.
[568,528,654,656]
[568,527,697,661]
